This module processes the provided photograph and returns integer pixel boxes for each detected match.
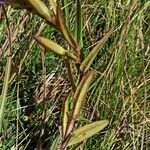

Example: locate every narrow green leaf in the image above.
[73,71,95,119]
[34,36,66,56]
[67,120,109,146]
[50,136,60,150]
[80,28,114,73]
[74,0,83,48]
[62,0,69,27]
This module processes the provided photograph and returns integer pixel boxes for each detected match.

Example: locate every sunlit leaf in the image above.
[34,36,66,56]
[67,120,109,146]
[34,36,78,61]
[27,0,51,19]
[80,28,114,73]
[73,71,95,119]
[63,93,71,135]
[64,71,94,137]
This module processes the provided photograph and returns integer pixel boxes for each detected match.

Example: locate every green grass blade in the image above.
[62,0,69,27]
[74,0,83,48]
[50,136,60,150]
[0,55,11,133]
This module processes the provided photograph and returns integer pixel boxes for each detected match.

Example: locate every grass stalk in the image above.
[0,6,12,133]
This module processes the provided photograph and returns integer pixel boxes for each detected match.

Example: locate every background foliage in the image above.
[0,0,150,149]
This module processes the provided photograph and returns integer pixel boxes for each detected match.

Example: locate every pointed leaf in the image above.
[34,36,66,56]
[73,71,95,119]
[63,93,71,136]
[57,2,78,51]
[67,120,109,146]
[34,36,78,61]
[80,28,114,73]
[27,0,51,19]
